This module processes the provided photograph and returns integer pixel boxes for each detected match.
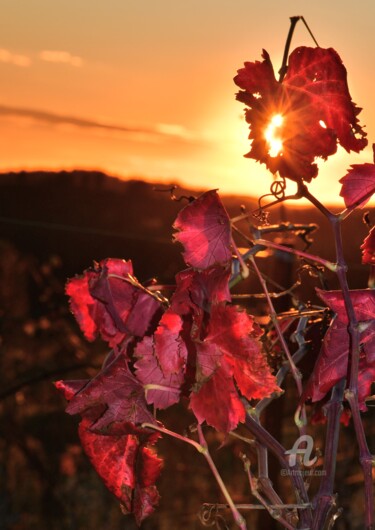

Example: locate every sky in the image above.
[1,0,375,204]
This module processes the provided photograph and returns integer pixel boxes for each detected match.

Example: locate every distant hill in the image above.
[0,170,370,289]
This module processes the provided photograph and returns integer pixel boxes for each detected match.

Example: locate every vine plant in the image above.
[56,17,375,530]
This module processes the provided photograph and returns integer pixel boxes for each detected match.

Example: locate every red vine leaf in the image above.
[196,305,279,395]
[78,419,162,525]
[311,403,351,427]
[54,379,88,401]
[153,311,188,375]
[361,226,375,265]
[65,353,155,430]
[66,258,162,347]
[134,311,188,409]
[171,265,231,315]
[190,364,246,432]
[339,164,375,208]
[170,265,231,340]
[173,190,232,269]
[235,47,367,182]
[190,305,280,432]
[304,288,375,410]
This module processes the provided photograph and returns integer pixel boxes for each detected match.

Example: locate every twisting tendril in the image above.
[199,504,230,529]
[252,176,287,223]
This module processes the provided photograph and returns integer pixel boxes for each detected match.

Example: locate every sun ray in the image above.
[264,114,284,157]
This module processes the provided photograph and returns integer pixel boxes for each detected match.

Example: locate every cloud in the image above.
[0,104,202,143]
[156,123,195,140]
[0,48,31,67]
[39,50,83,67]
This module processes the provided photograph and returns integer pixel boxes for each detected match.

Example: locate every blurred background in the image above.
[1,171,374,529]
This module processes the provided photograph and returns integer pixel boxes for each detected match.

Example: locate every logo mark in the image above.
[285,435,317,467]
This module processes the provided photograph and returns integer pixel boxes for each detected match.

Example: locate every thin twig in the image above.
[254,238,337,272]
[203,502,311,511]
[197,425,247,530]
[249,255,303,399]
[142,422,247,529]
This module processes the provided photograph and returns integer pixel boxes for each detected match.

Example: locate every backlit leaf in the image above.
[190,364,246,432]
[190,305,280,431]
[78,419,162,525]
[361,226,375,265]
[65,353,155,430]
[304,288,375,410]
[134,312,188,409]
[173,190,232,269]
[235,47,367,182]
[66,258,162,347]
[339,164,375,208]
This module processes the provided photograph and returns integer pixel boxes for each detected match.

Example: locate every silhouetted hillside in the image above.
[0,169,369,289]
[0,170,188,280]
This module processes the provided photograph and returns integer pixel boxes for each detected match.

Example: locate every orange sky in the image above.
[1,1,375,204]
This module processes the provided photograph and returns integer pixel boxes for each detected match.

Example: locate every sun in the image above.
[264,114,284,157]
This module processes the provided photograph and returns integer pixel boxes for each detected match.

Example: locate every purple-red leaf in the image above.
[153,311,188,375]
[361,226,375,265]
[173,190,232,269]
[66,270,101,342]
[78,419,162,525]
[304,288,375,410]
[190,305,280,432]
[235,47,367,182]
[339,164,375,208]
[65,353,155,430]
[171,265,231,315]
[170,265,231,341]
[197,305,279,396]
[55,379,88,401]
[66,258,162,347]
[134,312,188,410]
[190,364,246,432]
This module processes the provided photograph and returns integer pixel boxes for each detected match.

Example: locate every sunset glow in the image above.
[264,114,284,157]
[1,1,375,205]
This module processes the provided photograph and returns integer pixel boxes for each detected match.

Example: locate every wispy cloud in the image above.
[0,48,83,68]
[0,48,31,67]
[0,104,202,143]
[39,50,83,67]
[156,123,195,141]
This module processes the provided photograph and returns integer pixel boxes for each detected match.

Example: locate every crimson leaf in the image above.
[339,164,375,208]
[170,265,231,342]
[78,419,162,525]
[304,288,375,410]
[173,190,232,269]
[361,226,375,265]
[134,311,188,409]
[235,47,367,182]
[66,258,161,347]
[190,305,280,432]
[65,353,155,430]
[54,379,88,401]
[171,265,231,316]
[190,364,246,432]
